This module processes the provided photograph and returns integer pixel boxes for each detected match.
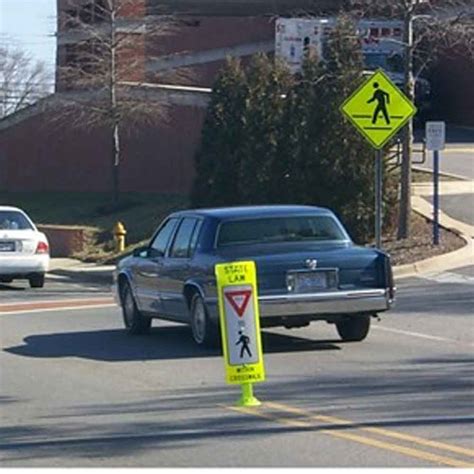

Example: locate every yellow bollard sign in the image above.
[215,261,265,391]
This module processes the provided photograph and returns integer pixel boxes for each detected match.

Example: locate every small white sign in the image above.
[426,121,446,151]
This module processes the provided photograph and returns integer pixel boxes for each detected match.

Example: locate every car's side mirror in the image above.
[132,246,149,258]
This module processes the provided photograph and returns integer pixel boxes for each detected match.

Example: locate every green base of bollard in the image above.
[237,383,262,407]
[237,395,262,407]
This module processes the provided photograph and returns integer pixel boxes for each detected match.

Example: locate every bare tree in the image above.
[53,0,185,204]
[349,0,474,239]
[0,45,52,119]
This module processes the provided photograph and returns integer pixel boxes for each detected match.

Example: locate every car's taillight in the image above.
[36,241,49,254]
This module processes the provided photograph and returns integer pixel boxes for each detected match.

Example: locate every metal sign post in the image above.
[433,149,440,245]
[215,261,265,407]
[426,121,445,246]
[375,150,383,249]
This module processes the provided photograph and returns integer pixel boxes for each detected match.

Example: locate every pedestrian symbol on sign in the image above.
[236,330,252,358]
[367,82,390,125]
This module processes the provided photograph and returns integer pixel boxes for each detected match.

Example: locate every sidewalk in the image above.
[48,258,115,285]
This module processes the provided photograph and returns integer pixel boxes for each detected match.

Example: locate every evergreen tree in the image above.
[238,54,293,204]
[191,15,398,242]
[316,14,377,242]
[191,58,248,207]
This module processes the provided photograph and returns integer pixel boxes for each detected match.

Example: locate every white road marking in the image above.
[421,271,474,285]
[0,304,117,315]
[45,274,70,281]
[374,326,474,346]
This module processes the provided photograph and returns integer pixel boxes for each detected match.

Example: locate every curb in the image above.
[48,263,114,285]
[393,234,473,279]
[412,165,471,182]
[392,198,474,280]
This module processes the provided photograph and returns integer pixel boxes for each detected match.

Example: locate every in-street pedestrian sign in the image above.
[215,261,265,404]
[340,69,417,149]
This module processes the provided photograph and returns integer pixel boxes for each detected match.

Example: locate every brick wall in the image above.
[0,104,205,194]
[146,16,274,87]
[38,225,89,257]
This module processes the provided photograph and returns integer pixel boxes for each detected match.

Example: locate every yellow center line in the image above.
[224,402,474,468]
[266,402,474,458]
[267,402,474,459]
[323,429,472,468]
[225,405,311,428]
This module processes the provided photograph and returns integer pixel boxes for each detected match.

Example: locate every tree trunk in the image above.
[397,8,415,240]
[112,121,120,205]
[110,2,120,206]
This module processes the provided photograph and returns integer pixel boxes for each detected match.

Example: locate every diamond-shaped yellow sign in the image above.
[341,69,417,149]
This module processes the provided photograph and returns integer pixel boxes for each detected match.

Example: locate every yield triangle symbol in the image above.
[224,290,251,318]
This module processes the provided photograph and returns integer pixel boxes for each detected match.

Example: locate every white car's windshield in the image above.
[217,215,347,247]
[0,211,34,230]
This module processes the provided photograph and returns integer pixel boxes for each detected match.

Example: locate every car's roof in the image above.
[0,206,26,213]
[171,205,333,220]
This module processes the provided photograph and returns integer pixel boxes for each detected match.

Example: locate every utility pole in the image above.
[397,1,415,240]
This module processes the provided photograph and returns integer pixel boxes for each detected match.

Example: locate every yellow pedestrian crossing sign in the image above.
[341,69,417,149]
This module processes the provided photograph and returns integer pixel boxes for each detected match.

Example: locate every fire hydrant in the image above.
[113,221,127,252]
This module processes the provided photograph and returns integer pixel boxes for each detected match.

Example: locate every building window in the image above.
[64,40,103,76]
[64,0,107,28]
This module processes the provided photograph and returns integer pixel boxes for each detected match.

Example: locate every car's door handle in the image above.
[140,271,160,278]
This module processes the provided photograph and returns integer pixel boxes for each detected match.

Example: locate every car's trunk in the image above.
[0,230,38,256]
[215,242,385,294]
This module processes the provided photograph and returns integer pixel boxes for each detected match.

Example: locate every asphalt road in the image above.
[1,268,473,467]
[425,194,474,227]
[0,274,110,305]
[420,147,474,180]
[414,125,474,179]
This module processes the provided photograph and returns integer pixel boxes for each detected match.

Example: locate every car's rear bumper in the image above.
[206,288,392,320]
[258,288,391,317]
[0,255,49,276]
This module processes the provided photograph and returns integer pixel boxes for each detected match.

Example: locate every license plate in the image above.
[288,269,338,293]
[0,241,15,252]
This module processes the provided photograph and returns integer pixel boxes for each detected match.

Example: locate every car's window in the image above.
[149,218,178,257]
[217,215,347,247]
[189,219,203,256]
[0,211,34,230]
[169,218,198,259]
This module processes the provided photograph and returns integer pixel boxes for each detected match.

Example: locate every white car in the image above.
[0,206,50,288]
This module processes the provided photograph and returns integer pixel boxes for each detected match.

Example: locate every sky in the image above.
[0,0,57,88]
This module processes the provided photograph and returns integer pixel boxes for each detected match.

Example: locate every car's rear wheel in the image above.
[121,281,151,335]
[190,293,219,348]
[29,273,45,288]
[336,315,370,342]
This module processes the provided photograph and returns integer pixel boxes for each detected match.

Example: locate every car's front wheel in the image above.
[336,315,370,342]
[29,273,45,288]
[121,281,151,335]
[190,293,219,348]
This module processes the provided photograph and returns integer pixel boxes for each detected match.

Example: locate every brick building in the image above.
[0,0,472,194]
